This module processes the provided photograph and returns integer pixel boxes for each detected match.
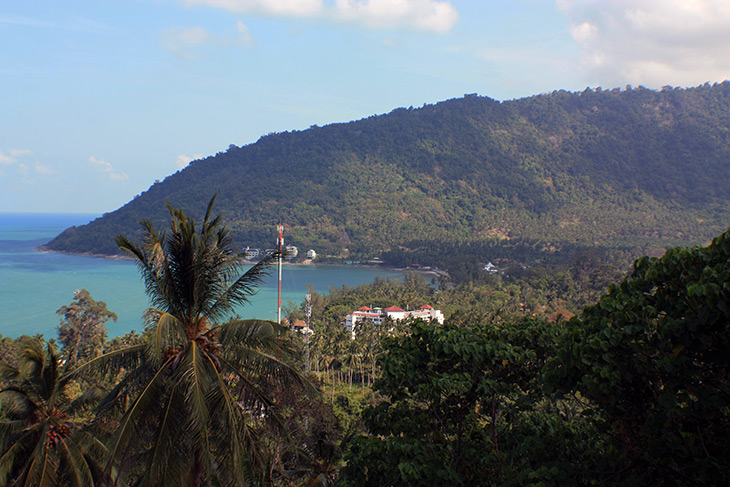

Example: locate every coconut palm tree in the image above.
[0,337,105,487]
[75,197,309,487]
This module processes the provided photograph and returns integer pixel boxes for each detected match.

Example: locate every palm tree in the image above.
[0,337,105,487]
[75,197,309,487]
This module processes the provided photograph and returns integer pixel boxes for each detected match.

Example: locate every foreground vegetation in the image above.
[3,203,730,485]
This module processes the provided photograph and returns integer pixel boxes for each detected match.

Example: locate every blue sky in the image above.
[2,0,729,213]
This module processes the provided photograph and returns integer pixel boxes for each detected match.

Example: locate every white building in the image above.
[285,245,298,258]
[482,262,498,273]
[344,304,444,335]
[244,247,260,260]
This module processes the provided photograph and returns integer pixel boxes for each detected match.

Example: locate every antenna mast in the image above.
[277,222,284,324]
[305,293,312,374]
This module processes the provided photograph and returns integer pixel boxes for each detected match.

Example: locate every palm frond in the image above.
[216,318,278,342]
[93,363,153,419]
[62,343,146,383]
[143,382,187,486]
[0,388,37,417]
[0,435,28,485]
[215,355,280,421]
[115,232,153,275]
[104,357,173,474]
[116,223,176,319]
[206,252,279,321]
[56,435,95,487]
[23,440,58,487]
[39,342,60,404]
[0,419,27,446]
[179,342,212,442]
[205,355,260,484]
[66,385,107,416]
[148,310,187,364]
[201,194,218,230]
[0,362,20,381]
[72,430,108,466]
[216,319,306,367]
[216,321,313,395]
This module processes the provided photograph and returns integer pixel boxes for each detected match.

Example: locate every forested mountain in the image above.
[44,82,730,267]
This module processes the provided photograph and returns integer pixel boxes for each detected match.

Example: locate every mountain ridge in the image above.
[44,82,730,268]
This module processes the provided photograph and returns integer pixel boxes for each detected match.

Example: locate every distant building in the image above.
[306,249,317,260]
[482,262,498,273]
[344,304,444,335]
[244,247,260,260]
[291,319,312,335]
[285,245,298,258]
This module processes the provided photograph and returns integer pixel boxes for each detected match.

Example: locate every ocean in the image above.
[0,213,403,339]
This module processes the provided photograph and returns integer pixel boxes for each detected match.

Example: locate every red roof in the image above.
[358,306,372,311]
[384,306,405,312]
[420,305,434,309]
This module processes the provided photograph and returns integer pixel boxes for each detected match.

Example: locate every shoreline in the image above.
[36,245,130,260]
[35,246,449,279]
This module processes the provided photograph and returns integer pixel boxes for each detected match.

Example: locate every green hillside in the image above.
[44,82,730,267]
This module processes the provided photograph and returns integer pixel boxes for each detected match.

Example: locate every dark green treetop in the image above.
[545,227,730,485]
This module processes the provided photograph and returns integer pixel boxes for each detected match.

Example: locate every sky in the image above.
[2,0,730,214]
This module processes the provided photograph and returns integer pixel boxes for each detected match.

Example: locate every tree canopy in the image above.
[545,227,730,485]
[57,289,116,368]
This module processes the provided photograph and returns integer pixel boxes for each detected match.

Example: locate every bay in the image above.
[0,213,403,339]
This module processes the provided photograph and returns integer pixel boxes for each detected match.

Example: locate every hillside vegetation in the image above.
[44,82,730,267]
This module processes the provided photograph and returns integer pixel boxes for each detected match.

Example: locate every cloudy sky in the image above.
[2,0,729,213]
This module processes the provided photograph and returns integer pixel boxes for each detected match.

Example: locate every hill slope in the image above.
[45,83,730,265]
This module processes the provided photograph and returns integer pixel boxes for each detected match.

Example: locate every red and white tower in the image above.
[276,222,284,324]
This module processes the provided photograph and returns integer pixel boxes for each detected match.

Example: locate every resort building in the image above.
[344,304,444,335]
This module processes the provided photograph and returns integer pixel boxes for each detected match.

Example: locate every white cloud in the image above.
[176,153,205,169]
[108,172,128,182]
[34,162,54,175]
[181,0,323,17]
[0,148,32,165]
[570,21,596,42]
[235,21,255,47]
[0,149,49,184]
[89,156,128,182]
[333,0,459,33]
[161,26,212,57]
[89,155,113,172]
[179,0,459,33]
[16,162,34,184]
[10,149,33,158]
[161,22,256,58]
[557,0,730,88]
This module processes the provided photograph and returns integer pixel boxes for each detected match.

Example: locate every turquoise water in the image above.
[0,214,403,339]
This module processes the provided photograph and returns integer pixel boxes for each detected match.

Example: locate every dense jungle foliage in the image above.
[44,82,730,275]
[4,211,730,485]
